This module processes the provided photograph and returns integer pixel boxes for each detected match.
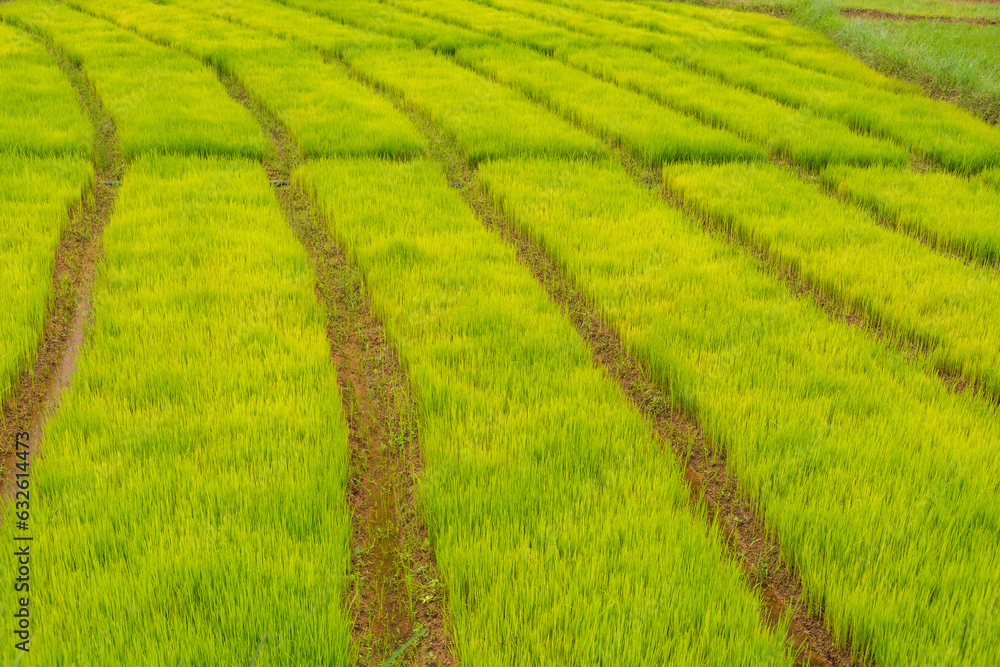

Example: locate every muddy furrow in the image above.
[216,71,453,666]
[841,8,1000,24]
[327,50,857,667]
[1,29,123,500]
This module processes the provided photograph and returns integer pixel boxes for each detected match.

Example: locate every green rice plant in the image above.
[389,0,629,53]
[478,157,1000,667]
[345,45,606,162]
[822,163,1000,266]
[560,44,907,168]
[452,41,763,165]
[381,0,907,168]
[469,0,917,92]
[300,157,790,666]
[0,154,92,411]
[0,22,90,156]
[2,155,351,664]
[981,167,1000,190]
[425,0,999,172]
[165,0,407,58]
[678,40,1000,173]
[665,160,1000,400]
[0,0,265,159]
[277,0,494,53]
[67,0,426,159]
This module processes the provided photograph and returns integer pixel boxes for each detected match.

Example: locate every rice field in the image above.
[2,0,999,665]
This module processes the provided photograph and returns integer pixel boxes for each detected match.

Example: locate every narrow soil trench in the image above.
[841,8,1000,24]
[217,72,454,667]
[0,31,123,500]
[331,53,859,667]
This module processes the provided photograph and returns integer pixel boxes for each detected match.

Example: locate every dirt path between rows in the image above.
[329,44,857,665]
[217,71,454,667]
[0,30,123,501]
[842,8,1000,24]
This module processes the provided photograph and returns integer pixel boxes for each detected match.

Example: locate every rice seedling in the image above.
[392,0,907,168]
[300,157,791,666]
[165,0,406,58]
[0,155,92,412]
[0,0,265,159]
[822,163,1000,266]
[420,0,999,172]
[2,155,352,664]
[678,40,1000,173]
[276,0,495,53]
[0,22,90,157]
[665,160,1000,399]
[451,0,917,91]
[561,44,907,168]
[451,41,764,165]
[478,157,1000,667]
[345,44,606,162]
[66,0,427,159]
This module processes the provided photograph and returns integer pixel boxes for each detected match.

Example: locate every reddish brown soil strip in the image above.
[0,31,123,500]
[842,7,1000,23]
[332,49,858,666]
[217,71,454,667]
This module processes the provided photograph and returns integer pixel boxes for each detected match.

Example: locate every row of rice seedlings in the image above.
[562,44,907,169]
[273,0,497,53]
[65,0,426,159]
[446,0,1000,172]
[451,41,763,165]
[821,164,1000,266]
[670,40,1000,173]
[477,157,1000,667]
[385,0,906,168]
[525,0,914,91]
[299,157,791,665]
[346,44,606,163]
[0,22,90,156]
[3,154,352,664]
[0,0,265,159]
[665,160,1000,401]
[0,154,93,413]
[163,0,407,56]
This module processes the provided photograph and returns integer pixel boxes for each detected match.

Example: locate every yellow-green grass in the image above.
[454,0,918,92]
[277,0,496,53]
[345,45,606,163]
[679,40,1000,173]
[822,164,1000,267]
[0,154,92,412]
[561,43,907,168]
[478,157,1000,667]
[452,42,763,165]
[0,22,90,156]
[982,167,1000,190]
[666,160,1000,400]
[164,0,406,57]
[67,0,426,159]
[437,0,1000,172]
[3,155,351,664]
[386,0,906,168]
[0,1,265,159]
[300,157,791,666]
